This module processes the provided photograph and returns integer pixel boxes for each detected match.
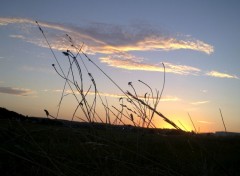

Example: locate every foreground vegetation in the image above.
[1,110,240,176]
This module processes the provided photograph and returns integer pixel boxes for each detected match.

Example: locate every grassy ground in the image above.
[1,118,240,176]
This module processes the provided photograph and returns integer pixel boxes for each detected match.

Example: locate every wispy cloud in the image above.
[21,65,55,74]
[51,89,179,102]
[9,34,26,39]
[154,96,180,102]
[0,17,214,55]
[206,71,239,79]
[0,86,35,96]
[0,21,8,25]
[197,120,213,124]
[200,89,208,93]
[191,101,209,105]
[100,53,201,75]
[164,62,201,75]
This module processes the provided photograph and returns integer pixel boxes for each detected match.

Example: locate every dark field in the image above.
[1,112,240,176]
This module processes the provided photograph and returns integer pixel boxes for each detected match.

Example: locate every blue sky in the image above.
[0,0,240,132]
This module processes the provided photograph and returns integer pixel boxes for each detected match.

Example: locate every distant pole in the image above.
[188,113,197,133]
[219,108,227,132]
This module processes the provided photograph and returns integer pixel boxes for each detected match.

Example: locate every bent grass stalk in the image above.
[188,113,197,133]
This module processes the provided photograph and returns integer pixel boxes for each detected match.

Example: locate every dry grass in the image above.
[36,21,182,131]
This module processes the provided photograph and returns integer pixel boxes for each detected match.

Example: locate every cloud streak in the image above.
[0,86,35,96]
[206,71,239,79]
[9,34,26,39]
[51,89,179,102]
[100,53,201,75]
[197,120,213,124]
[191,101,209,105]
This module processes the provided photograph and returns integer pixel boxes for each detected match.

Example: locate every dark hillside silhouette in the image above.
[0,107,25,120]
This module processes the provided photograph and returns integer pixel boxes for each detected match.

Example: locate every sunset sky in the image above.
[0,0,239,132]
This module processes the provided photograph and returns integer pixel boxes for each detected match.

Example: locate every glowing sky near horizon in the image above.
[0,0,240,132]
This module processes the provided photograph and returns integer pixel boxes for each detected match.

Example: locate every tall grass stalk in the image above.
[219,108,227,132]
[188,113,197,133]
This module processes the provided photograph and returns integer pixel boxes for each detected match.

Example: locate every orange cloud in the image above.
[206,71,239,79]
[197,120,213,124]
[135,37,213,54]
[191,101,209,105]
[51,89,179,102]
